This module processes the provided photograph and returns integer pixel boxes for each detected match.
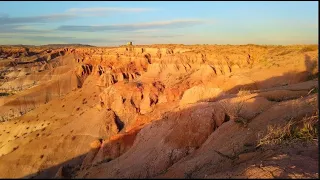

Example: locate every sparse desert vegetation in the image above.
[0,43,318,179]
[258,112,318,147]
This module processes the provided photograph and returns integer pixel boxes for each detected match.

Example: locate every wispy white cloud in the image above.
[67,7,155,13]
[0,34,128,45]
[0,7,206,46]
[131,29,164,33]
[0,13,76,25]
[131,19,205,27]
[0,6,155,25]
[21,35,127,44]
[0,24,52,33]
[57,19,207,32]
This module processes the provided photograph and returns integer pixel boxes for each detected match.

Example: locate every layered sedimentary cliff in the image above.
[0,44,318,178]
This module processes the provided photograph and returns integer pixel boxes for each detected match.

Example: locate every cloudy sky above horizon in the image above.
[0,1,318,46]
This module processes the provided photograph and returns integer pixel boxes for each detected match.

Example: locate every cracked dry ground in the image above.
[0,44,318,178]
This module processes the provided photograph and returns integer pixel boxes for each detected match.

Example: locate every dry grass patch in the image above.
[258,113,318,147]
[299,45,318,53]
[220,100,248,127]
[237,89,252,96]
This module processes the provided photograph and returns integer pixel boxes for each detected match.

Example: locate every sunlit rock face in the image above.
[0,44,318,179]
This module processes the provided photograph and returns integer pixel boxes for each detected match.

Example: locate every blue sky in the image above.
[0,1,318,46]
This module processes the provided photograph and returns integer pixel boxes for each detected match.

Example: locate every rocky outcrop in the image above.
[180,86,224,106]
[0,44,318,179]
